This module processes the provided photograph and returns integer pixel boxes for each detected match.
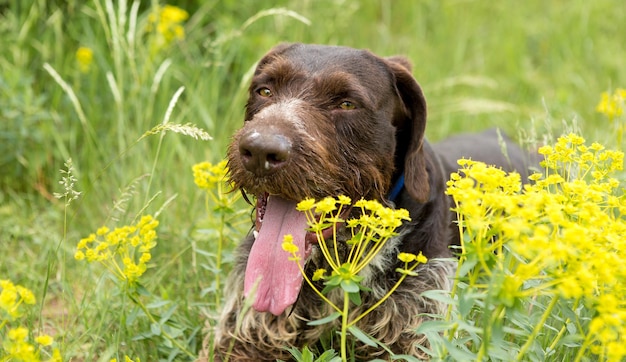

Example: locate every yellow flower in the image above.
[97,226,110,235]
[448,134,626,360]
[597,88,626,120]
[35,334,54,346]
[312,269,327,281]
[416,252,428,264]
[315,197,337,213]
[16,286,36,305]
[337,195,352,205]
[76,46,94,73]
[297,198,316,211]
[1,281,18,310]
[397,252,416,263]
[8,326,28,341]
[281,234,299,255]
[193,160,228,190]
[111,357,141,362]
[147,4,189,49]
[76,215,159,284]
[51,349,62,362]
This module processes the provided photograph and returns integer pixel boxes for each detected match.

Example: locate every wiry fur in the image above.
[212,232,456,361]
[202,43,533,361]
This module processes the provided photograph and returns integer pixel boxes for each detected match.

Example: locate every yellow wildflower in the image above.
[35,334,54,346]
[398,252,416,263]
[416,251,428,264]
[147,4,189,50]
[281,234,299,255]
[296,198,317,211]
[8,326,28,341]
[448,134,626,360]
[312,269,327,281]
[110,357,141,362]
[315,197,338,213]
[596,88,626,120]
[16,286,35,305]
[76,46,94,73]
[76,215,159,284]
[193,160,228,190]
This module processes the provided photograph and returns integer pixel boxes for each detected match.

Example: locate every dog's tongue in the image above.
[244,196,308,316]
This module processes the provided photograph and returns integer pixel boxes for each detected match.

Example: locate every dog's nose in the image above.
[238,130,291,175]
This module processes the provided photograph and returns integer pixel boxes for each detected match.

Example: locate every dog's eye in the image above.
[257,87,273,97]
[339,101,356,110]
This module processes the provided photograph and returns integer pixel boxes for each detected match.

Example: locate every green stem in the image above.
[516,296,559,361]
[348,263,418,327]
[213,189,225,310]
[477,304,504,361]
[573,332,594,362]
[144,131,165,206]
[296,261,341,314]
[548,298,578,352]
[129,291,195,358]
[446,209,466,329]
[340,290,350,362]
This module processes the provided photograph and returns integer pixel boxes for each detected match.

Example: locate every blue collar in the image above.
[387,173,405,203]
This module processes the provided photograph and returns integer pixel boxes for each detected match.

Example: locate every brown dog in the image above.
[211,43,532,361]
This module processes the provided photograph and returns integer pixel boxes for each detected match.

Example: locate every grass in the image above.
[1,0,625,360]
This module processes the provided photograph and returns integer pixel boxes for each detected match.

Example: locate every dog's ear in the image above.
[385,56,430,203]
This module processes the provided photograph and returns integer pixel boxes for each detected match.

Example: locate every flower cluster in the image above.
[1,280,61,361]
[75,215,159,285]
[147,4,189,51]
[192,160,242,308]
[597,88,626,121]
[192,160,228,191]
[446,133,626,360]
[597,87,626,145]
[286,196,415,280]
[282,196,426,360]
[192,160,241,214]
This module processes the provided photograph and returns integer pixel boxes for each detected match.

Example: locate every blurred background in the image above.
[0,0,624,359]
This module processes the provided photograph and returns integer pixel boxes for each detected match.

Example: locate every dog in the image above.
[210,43,532,361]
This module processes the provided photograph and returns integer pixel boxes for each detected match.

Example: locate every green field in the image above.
[1,0,625,361]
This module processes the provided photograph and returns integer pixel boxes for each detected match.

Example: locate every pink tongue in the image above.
[244,196,309,316]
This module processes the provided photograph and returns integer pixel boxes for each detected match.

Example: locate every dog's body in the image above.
[211,43,532,361]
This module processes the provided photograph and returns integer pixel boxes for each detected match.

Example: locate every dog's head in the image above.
[226,43,430,315]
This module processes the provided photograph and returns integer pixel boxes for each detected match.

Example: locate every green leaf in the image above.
[146,299,171,309]
[458,256,478,277]
[414,320,454,334]
[420,289,455,305]
[348,325,377,347]
[441,337,477,360]
[325,275,342,287]
[458,291,476,318]
[150,322,161,336]
[308,311,341,326]
[321,283,339,295]
[301,345,314,361]
[348,290,362,306]
[316,349,340,362]
[340,279,360,293]
[159,303,178,323]
[391,355,423,362]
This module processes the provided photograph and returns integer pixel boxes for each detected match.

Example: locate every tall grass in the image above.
[1,0,625,360]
